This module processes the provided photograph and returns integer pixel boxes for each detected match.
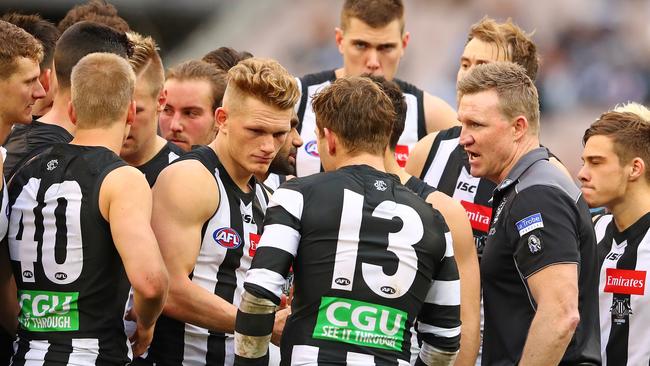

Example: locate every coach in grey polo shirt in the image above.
[456,62,600,366]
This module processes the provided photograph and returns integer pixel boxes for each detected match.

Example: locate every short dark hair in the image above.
[1,13,60,71]
[312,76,394,155]
[365,75,406,150]
[341,0,405,34]
[583,104,650,181]
[58,0,130,33]
[202,47,253,72]
[166,60,228,112]
[54,21,131,89]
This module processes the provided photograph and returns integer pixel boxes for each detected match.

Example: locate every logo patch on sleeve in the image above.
[527,235,542,254]
[515,213,544,236]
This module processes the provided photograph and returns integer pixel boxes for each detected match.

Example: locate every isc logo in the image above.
[213,227,242,249]
[305,140,320,157]
[456,181,477,193]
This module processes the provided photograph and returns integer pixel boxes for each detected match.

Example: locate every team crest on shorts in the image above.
[213,227,242,249]
[305,140,319,157]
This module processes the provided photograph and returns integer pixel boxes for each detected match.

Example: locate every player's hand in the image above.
[271,307,291,346]
[125,308,155,357]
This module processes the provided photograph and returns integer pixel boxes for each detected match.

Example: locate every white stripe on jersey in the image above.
[401,93,420,150]
[444,232,454,257]
[425,280,461,306]
[258,224,300,255]
[422,137,460,187]
[290,345,319,365]
[595,215,613,242]
[68,338,100,365]
[0,178,9,240]
[255,184,269,213]
[270,188,304,220]
[346,351,374,365]
[18,339,48,365]
[296,80,330,178]
[451,167,481,203]
[627,228,650,365]
[263,173,282,192]
[417,323,462,338]
[168,151,180,164]
[245,268,287,299]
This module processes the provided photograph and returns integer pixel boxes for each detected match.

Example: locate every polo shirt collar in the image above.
[495,147,549,192]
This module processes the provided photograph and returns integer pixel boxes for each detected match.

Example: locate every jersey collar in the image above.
[495,147,550,192]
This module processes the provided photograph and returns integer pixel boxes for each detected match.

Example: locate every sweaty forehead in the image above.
[165,79,212,108]
[462,38,508,63]
[344,18,402,44]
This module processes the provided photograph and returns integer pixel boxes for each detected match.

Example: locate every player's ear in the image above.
[628,157,645,182]
[157,88,167,113]
[126,100,136,126]
[40,68,52,93]
[335,27,345,54]
[324,127,337,155]
[215,107,227,134]
[512,115,529,141]
[67,101,77,126]
[401,31,411,51]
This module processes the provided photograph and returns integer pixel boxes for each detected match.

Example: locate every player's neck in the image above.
[123,135,166,167]
[335,152,386,172]
[212,138,253,193]
[38,89,75,134]
[384,149,411,184]
[609,184,650,232]
[0,116,13,143]
[334,68,346,79]
[495,137,540,184]
[70,123,126,155]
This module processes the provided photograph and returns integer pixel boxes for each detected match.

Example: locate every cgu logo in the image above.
[19,293,73,316]
[325,301,402,336]
[305,140,320,157]
[213,227,242,249]
[394,145,409,167]
[456,181,477,193]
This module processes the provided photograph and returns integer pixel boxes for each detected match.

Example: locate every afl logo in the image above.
[55,272,67,280]
[213,227,242,249]
[304,140,319,157]
[334,277,350,286]
[381,286,396,295]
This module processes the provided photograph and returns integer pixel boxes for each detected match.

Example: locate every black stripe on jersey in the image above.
[146,315,185,365]
[206,334,227,366]
[435,147,466,196]
[263,206,300,231]
[235,311,276,337]
[252,247,294,276]
[419,303,461,329]
[605,237,639,365]
[316,347,347,365]
[42,340,72,365]
[245,283,281,306]
[436,256,460,281]
[234,352,269,366]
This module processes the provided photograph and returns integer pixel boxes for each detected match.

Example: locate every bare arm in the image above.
[519,263,580,365]
[424,92,459,134]
[152,161,237,332]
[427,192,481,366]
[405,132,438,179]
[101,166,169,356]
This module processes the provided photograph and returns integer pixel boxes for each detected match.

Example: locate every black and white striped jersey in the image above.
[404,176,437,201]
[144,146,270,366]
[594,213,650,365]
[239,165,461,365]
[136,141,183,187]
[7,144,131,365]
[419,126,495,257]
[295,70,425,177]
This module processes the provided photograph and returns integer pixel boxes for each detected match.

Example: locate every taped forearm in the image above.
[234,290,277,365]
[416,342,459,366]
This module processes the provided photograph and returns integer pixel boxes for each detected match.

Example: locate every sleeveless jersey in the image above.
[240,165,461,365]
[136,141,183,187]
[8,144,130,365]
[145,146,270,366]
[594,213,650,365]
[295,70,425,177]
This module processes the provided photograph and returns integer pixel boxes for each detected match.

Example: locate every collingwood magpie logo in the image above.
[611,297,632,325]
[374,180,387,191]
[527,235,542,254]
[46,159,58,171]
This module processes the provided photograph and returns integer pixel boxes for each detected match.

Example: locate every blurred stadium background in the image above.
[2,0,650,177]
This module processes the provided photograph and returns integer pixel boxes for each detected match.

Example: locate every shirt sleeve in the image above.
[508,185,580,278]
